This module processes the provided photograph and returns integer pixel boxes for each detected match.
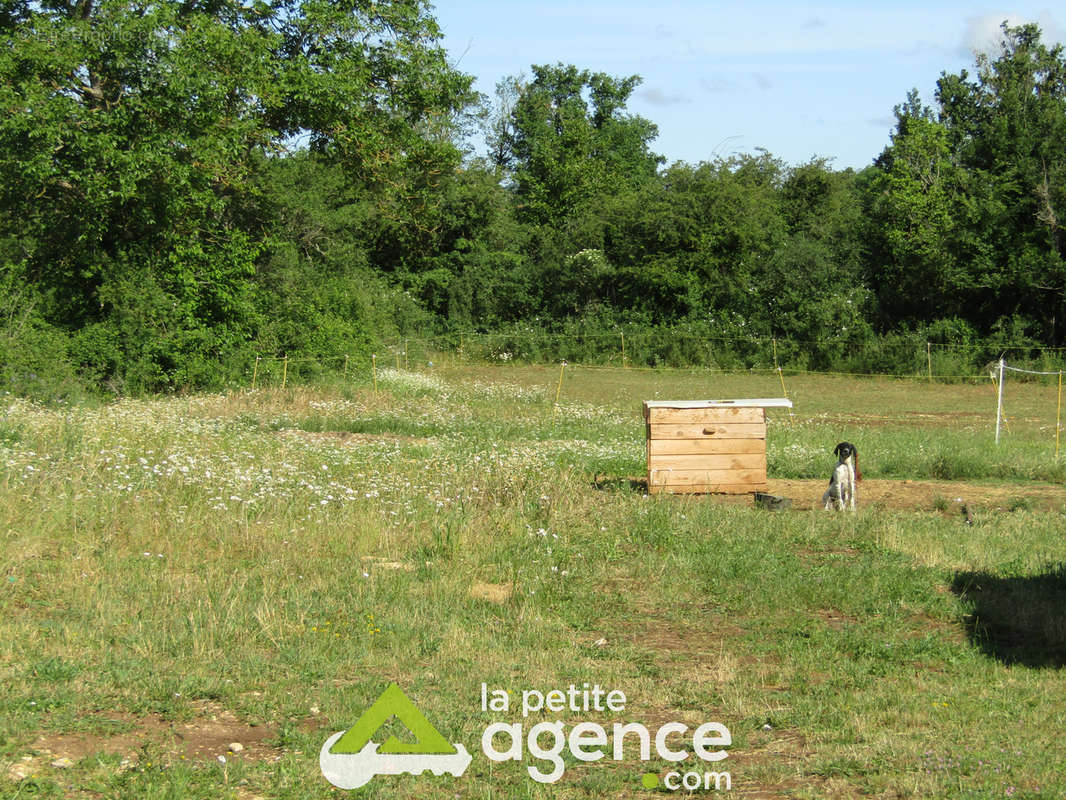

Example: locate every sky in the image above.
[432,2,1065,171]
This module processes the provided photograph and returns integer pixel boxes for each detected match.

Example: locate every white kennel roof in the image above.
[643,398,793,409]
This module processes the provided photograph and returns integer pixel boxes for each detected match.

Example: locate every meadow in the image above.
[2,364,1065,799]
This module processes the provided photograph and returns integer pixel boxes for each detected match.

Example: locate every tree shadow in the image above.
[951,565,1066,668]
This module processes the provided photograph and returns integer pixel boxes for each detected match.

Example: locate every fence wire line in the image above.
[568,362,982,381]
[381,332,1066,353]
[245,353,984,382]
[1003,365,1065,377]
[242,337,1066,385]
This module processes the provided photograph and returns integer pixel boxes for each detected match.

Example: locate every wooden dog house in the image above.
[642,399,792,495]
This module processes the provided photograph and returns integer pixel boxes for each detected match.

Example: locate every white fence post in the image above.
[995,358,1005,444]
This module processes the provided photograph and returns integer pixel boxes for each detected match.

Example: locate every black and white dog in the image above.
[823,442,860,511]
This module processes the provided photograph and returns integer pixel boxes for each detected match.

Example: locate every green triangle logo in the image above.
[329,683,457,755]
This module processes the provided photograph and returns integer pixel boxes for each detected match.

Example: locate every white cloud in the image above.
[639,87,690,106]
[962,11,1065,55]
[701,76,739,93]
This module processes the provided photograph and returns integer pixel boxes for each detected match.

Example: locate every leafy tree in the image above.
[395,163,535,327]
[671,154,787,327]
[481,73,526,176]
[502,63,663,227]
[934,23,1065,339]
[866,92,962,324]
[0,0,473,390]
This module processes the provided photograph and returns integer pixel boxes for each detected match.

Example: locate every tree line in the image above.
[0,2,1063,396]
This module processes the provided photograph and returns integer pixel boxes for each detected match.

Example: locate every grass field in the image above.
[2,365,1066,799]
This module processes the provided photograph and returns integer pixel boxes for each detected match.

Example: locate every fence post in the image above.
[551,361,567,427]
[926,342,932,382]
[772,339,794,425]
[372,354,378,393]
[621,332,626,368]
[995,358,1005,444]
[251,356,260,390]
[281,355,288,390]
[1057,371,1063,462]
[343,355,349,381]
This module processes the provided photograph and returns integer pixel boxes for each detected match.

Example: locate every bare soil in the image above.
[720,477,1066,513]
[10,701,279,780]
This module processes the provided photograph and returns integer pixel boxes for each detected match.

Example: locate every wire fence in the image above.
[242,332,1066,388]
[240,339,1066,458]
[996,361,1066,457]
[384,332,1066,382]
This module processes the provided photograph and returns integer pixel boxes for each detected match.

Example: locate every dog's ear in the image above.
[833,442,844,458]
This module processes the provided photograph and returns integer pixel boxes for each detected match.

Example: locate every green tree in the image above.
[503,64,663,227]
[0,0,473,390]
[934,23,1066,340]
[866,92,962,324]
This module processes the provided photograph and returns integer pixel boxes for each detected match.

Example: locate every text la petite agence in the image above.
[479,683,731,784]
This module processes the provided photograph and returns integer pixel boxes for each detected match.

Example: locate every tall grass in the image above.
[1,369,1064,798]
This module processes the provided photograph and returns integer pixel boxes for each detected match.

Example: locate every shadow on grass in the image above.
[951,565,1066,668]
[591,474,647,493]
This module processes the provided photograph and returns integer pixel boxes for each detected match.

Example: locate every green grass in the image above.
[0,367,1064,798]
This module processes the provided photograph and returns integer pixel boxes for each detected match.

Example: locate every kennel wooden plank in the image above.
[652,475,767,489]
[647,453,766,471]
[648,438,766,455]
[647,468,765,486]
[643,399,793,410]
[648,481,766,495]
[644,406,765,424]
[647,423,767,439]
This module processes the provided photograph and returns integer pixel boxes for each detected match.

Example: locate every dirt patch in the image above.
[170,701,276,762]
[711,478,1066,513]
[603,475,1066,514]
[22,702,278,771]
[814,608,861,630]
[362,555,415,572]
[468,581,512,604]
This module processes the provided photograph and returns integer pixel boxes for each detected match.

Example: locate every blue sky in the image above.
[432,2,1065,171]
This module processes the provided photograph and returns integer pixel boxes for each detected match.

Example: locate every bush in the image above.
[0,264,85,401]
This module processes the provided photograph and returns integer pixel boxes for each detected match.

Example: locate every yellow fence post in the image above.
[551,361,567,426]
[927,342,933,381]
[772,339,794,426]
[251,356,260,390]
[404,339,409,371]
[621,332,626,368]
[281,356,288,390]
[343,354,349,381]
